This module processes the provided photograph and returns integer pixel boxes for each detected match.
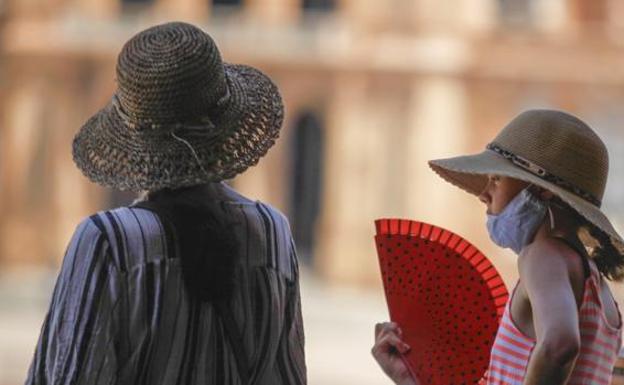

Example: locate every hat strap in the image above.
[486,143,602,207]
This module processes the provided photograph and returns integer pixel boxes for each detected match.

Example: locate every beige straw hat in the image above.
[429,109,623,246]
[72,22,283,191]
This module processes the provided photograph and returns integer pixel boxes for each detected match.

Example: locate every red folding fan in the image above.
[374,219,508,385]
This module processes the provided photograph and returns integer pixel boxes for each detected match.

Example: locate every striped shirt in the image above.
[25,198,306,384]
[485,258,622,384]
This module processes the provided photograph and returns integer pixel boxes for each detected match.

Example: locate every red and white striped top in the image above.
[483,259,622,385]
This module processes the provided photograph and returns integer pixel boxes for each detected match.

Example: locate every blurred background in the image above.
[1,0,624,384]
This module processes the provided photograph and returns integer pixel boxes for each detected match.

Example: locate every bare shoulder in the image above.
[518,237,585,284]
[519,237,567,267]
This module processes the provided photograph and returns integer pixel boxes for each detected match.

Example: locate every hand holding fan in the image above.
[374,219,508,385]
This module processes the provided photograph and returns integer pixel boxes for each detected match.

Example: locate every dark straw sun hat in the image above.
[72,21,284,191]
[428,109,624,247]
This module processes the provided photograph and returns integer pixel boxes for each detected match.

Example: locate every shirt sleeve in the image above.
[24,217,122,385]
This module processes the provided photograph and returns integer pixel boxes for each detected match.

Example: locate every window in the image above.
[289,111,325,265]
[120,0,154,13]
[212,0,242,7]
[211,0,243,18]
[121,0,153,5]
[302,0,336,12]
[497,0,533,28]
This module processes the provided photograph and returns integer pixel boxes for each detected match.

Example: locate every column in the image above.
[405,75,518,285]
[455,0,498,35]
[155,0,208,22]
[78,0,119,20]
[50,60,105,263]
[405,75,473,237]
[316,73,386,285]
[533,0,568,34]
[245,0,299,26]
[0,72,49,264]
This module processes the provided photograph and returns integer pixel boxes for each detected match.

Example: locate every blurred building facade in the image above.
[1,0,624,291]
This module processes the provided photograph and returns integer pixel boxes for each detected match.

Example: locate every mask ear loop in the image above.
[547,205,556,231]
[529,184,555,231]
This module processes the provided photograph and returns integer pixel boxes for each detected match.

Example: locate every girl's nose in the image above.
[478,180,492,205]
[478,191,490,205]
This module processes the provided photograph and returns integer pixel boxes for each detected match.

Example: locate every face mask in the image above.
[486,187,548,254]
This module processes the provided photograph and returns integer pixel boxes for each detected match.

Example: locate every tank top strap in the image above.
[586,257,602,283]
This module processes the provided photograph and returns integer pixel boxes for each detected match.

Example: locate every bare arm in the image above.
[520,241,581,385]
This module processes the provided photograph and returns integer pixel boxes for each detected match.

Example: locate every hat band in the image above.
[486,143,602,207]
[111,93,228,133]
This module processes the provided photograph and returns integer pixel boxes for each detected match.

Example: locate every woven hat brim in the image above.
[72,64,283,191]
[428,150,624,246]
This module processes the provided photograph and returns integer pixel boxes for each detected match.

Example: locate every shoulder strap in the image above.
[131,200,252,384]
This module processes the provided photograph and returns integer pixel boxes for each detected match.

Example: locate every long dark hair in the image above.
[579,220,624,282]
[136,186,241,302]
[555,198,624,281]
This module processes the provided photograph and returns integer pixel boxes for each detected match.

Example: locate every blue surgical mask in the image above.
[486,187,548,254]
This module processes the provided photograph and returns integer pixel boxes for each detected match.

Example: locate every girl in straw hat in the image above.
[25,22,306,385]
[372,109,623,384]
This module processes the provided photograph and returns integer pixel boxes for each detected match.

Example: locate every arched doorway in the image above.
[289,110,325,266]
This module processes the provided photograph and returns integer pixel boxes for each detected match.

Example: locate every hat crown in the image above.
[492,109,609,203]
[115,22,227,126]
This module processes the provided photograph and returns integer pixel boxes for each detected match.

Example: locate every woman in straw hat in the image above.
[372,110,623,384]
[25,22,306,385]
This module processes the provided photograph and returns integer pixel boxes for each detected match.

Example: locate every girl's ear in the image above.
[530,185,554,200]
[540,189,554,199]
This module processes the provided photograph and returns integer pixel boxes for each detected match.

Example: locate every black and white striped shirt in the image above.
[25,194,306,384]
